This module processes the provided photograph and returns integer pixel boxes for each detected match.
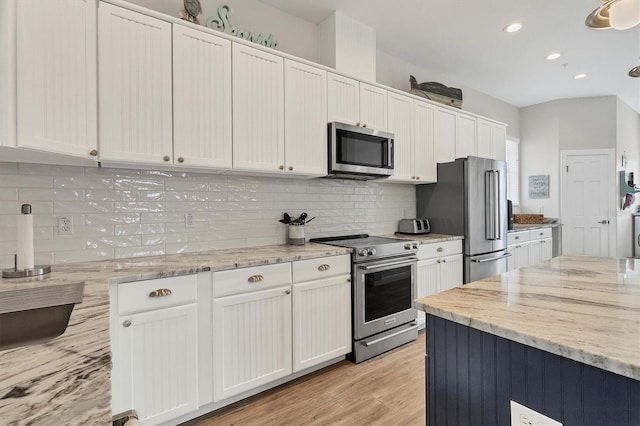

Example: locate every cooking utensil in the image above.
[283,212,291,223]
[305,217,316,224]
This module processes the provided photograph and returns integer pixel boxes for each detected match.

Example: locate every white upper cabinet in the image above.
[284,59,328,176]
[413,100,437,183]
[456,113,477,158]
[98,3,173,164]
[16,0,97,159]
[492,122,507,161]
[327,73,387,131]
[476,118,493,159]
[232,43,285,173]
[434,108,456,164]
[387,92,414,182]
[173,26,232,169]
[359,83,388,131]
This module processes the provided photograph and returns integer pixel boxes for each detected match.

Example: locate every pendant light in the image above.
[609,0,640,29]
[585,0,615,29]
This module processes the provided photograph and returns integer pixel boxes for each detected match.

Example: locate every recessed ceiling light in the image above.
[573,73,588,80]
[546,52,562,60]
[504,22,523,33]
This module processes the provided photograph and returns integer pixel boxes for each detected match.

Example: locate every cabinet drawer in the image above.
[118,274,197,315]
[417,240,462,260]
[292,254,350,283]
[213,262,292,298]
[508,231,530,245]
[530,227,552,239]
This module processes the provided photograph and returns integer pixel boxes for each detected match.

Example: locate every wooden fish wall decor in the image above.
[409,75,463,109]
[206,4,279,49]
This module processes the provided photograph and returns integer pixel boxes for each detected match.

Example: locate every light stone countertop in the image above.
[0,242,351,425]
[416,255,640,381]
[509,223,560,232]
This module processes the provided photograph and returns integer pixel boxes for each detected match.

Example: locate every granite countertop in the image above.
[509,223,560,232]
[385,233,464,243]
[416,255,640,381]
[0,242,351,425]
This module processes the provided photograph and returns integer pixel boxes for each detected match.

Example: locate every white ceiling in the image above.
[260,0,640,112]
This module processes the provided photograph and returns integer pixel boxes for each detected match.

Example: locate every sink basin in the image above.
[0,282,84,351]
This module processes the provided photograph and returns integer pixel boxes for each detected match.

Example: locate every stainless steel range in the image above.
[309,234,419,363]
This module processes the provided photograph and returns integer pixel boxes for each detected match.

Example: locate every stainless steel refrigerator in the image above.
[416,156,509,283]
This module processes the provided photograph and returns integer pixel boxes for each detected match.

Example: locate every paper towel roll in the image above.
[16,207,34,270]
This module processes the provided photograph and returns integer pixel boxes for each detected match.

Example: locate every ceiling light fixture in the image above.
[609,0,640,29]
[546,52,562,60]
[573,73,588,80]
[503,22,523,33]
[585,0,640,29]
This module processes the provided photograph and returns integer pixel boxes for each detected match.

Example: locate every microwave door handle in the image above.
[485,170,495,240]
[388,140,394,169]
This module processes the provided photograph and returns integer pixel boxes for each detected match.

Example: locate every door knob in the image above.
[598,220,610,224]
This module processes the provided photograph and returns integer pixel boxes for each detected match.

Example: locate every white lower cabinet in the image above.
[292,255,351,372]
[415,240,463,327]
[111,274,201,425]
[507,227,554,271]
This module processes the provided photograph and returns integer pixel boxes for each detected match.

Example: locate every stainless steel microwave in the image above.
[327,122,394,180]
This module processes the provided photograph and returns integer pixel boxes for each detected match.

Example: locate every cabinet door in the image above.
[292,275,351,373]
[541,237,553,261]
[438,254,463,292]
[284,59,327,176]
[456,113,477,158]
[327,73,359,125]
[528,240,542,266]
[213,286,292,401]
[414,100,437,183]
[173,26,232,168]
[17,0,97,159]
[387,92,414,182]
[434,108,456,163]
[232,43,284,173]
[98,3,173,164]
[492,123,507,162]
[416,258,439,327]
[518,242,531,268]
[507,245,516,271]
[359,83,387,131]
[476,118,493,159]
[115,304,198,425]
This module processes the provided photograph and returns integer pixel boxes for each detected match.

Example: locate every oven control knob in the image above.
[412,243,418,249]
[358,249,369,257]
[367,248,376,256]
[404,243,411,250]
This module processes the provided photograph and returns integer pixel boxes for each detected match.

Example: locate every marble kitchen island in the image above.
[416,255,640,426]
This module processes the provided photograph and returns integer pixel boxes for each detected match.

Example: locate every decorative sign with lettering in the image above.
[528,175,549,199]
[206,5,278,49]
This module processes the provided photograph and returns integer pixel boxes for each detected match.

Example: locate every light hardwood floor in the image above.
[191,331,425,426]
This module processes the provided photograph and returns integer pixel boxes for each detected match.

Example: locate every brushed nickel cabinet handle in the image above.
[318,264,331,271]
[178,157,185,163]
[416,176,420,180]
[163,155,170,162]
[123,320,131,327]
[285,289,291,295]
[288,166,293,171]
[437,247,443,252]
[279,165,284,170]
[89,149,98,157]
[437,260,441,263]
[248,275,264,283]
[347,278,351,282]
[362,123,367,128]
[149,288,172,297]
[442,259,447,263]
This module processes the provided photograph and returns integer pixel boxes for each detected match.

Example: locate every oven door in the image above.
[353,256,417,340]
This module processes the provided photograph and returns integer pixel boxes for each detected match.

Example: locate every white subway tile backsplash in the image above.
[0,163,416,268]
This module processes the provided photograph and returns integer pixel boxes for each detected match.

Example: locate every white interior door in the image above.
[561,150,615,256]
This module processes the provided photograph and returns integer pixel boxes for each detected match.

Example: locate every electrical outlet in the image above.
[58,216,73,235]
[185,212,195,228]
[510,401,562,426]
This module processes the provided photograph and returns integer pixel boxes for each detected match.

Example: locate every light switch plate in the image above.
[510,401,562,426]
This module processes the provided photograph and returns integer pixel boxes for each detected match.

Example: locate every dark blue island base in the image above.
[426,314,640,426]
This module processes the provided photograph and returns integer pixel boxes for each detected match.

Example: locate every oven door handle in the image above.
[357,257,417,271]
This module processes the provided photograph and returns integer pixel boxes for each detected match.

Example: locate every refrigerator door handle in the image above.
[494,170,501,240]
[485,170,496,240]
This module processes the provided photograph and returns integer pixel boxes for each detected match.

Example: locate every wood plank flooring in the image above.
[191,331,425,426]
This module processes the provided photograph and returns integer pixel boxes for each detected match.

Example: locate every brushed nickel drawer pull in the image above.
[248,275,264,283]
[437,247,443,252]
[148,288,172,298]
[123,320,131,328]
[318,264,331,271]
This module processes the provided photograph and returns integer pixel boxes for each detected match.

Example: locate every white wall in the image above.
[558,97,616,150]
[376,50,521,139]
[616,99,640,257]
[0,162,415,269]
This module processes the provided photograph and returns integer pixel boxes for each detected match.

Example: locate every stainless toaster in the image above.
[398,218,431,234]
